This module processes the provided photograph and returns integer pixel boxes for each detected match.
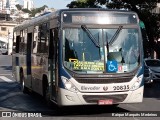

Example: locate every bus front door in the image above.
[49,29,57,101]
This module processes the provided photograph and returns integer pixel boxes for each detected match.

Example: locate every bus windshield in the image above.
[63,27,140,74]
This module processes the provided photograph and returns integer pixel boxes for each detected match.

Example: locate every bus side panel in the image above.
[31,54,48,95]
[31,23,50,95]
[31,25,43,95]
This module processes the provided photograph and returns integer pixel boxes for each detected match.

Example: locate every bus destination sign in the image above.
[63,11,138,24]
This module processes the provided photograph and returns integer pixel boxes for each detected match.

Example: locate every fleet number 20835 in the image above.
[113,85,129,91]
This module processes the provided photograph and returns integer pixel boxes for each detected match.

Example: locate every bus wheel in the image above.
[20,72,28,94]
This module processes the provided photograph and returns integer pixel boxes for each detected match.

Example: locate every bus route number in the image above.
[113,85,129,91]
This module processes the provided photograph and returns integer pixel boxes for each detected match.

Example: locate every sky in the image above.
[18,0,73,9]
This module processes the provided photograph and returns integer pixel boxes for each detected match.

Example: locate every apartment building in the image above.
[0,0,18,13]
[23,0,34,10]
[152,3,160,13]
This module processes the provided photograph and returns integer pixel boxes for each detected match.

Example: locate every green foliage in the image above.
[30,5,48,17]
[15,4,22,10]
[18,5,48,17]
[67,0,99,8]
[140,21,145,29]
[22,8,31,13]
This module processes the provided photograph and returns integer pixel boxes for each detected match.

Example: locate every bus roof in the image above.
[58,8,135,13]
[14,8,138,31]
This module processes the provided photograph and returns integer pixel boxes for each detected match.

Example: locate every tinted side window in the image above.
[37,23,49,53]
[19,30,24,53]
[33,26,39,53]
[15,36,20,53]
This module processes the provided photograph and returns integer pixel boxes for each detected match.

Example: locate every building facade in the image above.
[152,3,160,13]
[0,0,7,11]
[23,0,33,10]
[9,0,19,10]
[0,0,18,13]
[0,20,17,55]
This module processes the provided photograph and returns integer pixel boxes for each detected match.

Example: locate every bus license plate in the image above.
[98,99,113,105]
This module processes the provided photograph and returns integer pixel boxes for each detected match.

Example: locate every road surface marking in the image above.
[0,76,13,82]
[0,74,12,75]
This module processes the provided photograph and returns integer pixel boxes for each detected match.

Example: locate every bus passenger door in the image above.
[49,29,57,101]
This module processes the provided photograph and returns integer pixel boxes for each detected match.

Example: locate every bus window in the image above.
[19,29,27,54]
[33,26,39,53]
[19,30,24,53]
[64,28,102,62]
[12,32,16,54]
[38,23,49,53]
[15,36,20,53]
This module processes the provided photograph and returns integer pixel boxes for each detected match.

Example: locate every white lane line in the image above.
[0,74,12,75]
[0,76,13,83]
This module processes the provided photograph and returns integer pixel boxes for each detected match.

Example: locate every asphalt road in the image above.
[0,55,160,120]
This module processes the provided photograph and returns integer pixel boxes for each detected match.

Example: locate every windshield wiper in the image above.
[109,26,123,45]
[81,25,100,48]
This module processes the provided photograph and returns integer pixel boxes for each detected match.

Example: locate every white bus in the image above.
[12,9,144,106]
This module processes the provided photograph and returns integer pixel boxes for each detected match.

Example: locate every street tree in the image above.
[15,4,22,11]
[30,5,48,17]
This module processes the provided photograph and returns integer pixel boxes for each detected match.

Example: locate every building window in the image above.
[1,27,6,31]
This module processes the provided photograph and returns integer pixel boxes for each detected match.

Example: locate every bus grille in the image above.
[83,94,127,103]
[76,77,132,84]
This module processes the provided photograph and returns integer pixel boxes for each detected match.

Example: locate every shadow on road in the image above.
[144,81,160,99]
[41,105,130,117]
[0,66,12,75]
[0,82,53,112]
[0,66,12,70]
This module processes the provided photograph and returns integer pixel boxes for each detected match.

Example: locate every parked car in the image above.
[144,59,160,83]
[0,41,8,55]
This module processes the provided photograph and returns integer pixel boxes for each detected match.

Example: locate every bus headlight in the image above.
[130,75,143,91]
[61,76,78,92]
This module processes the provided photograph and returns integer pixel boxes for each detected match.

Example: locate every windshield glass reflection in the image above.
[63,28,140,74]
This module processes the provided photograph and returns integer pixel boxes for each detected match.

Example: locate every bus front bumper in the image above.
[57,86,144,106]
